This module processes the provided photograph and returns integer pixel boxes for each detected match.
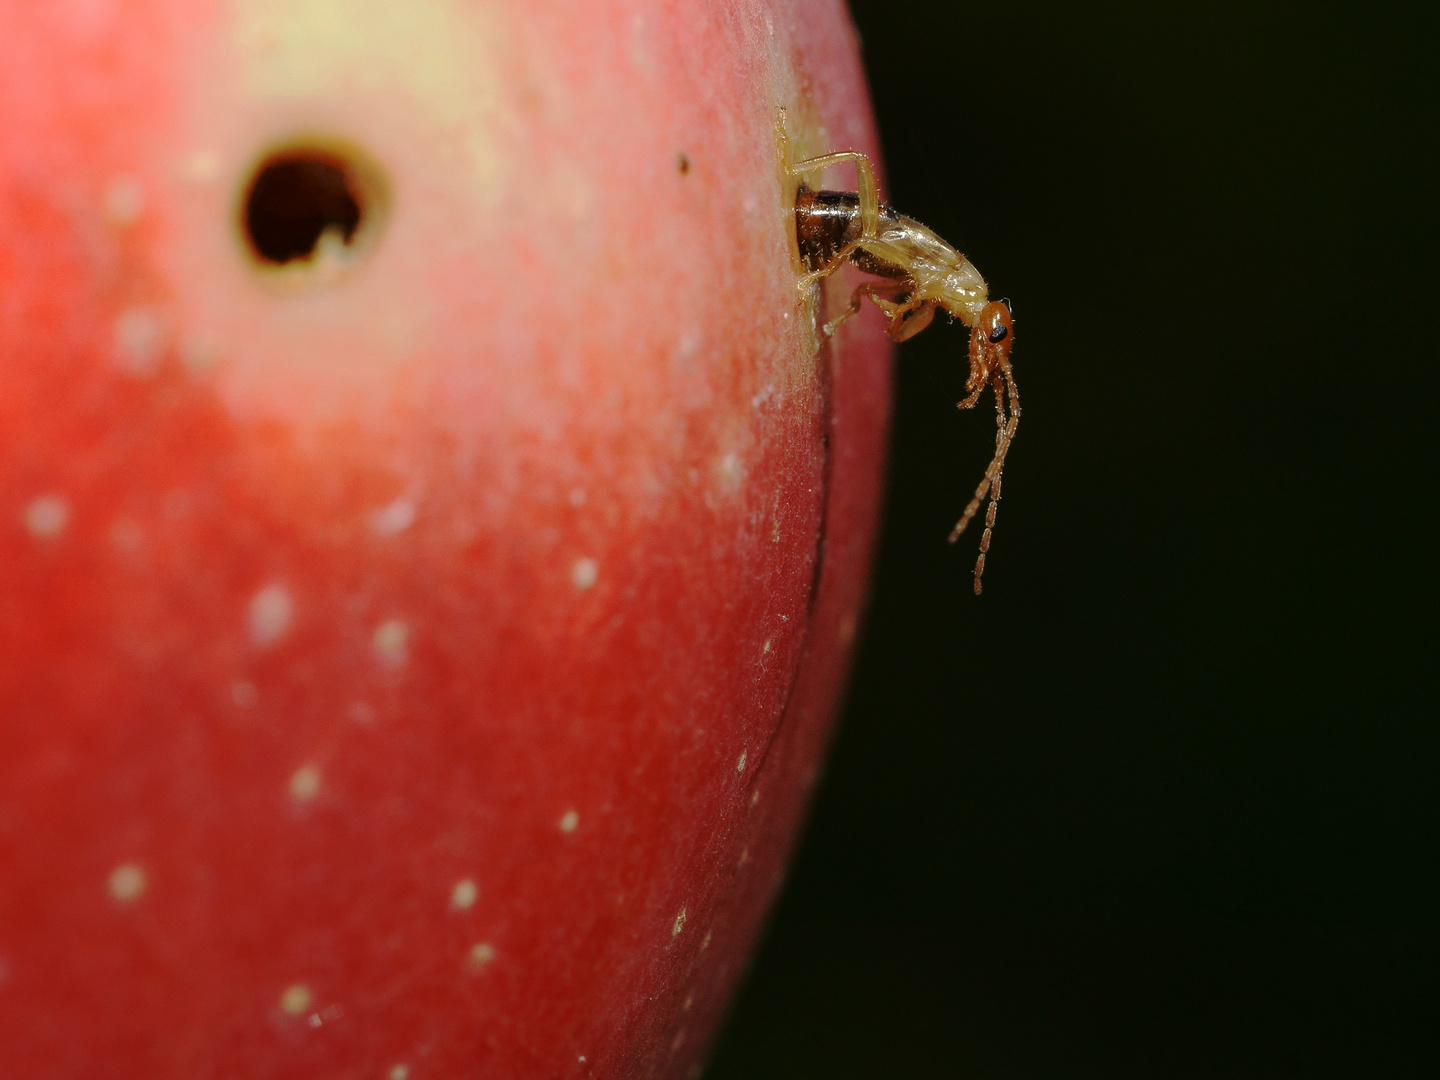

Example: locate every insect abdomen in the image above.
[794,187,907,278]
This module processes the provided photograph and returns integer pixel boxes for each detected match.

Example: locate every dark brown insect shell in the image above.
[793,186,906,278]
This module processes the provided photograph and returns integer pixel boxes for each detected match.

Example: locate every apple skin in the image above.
[0,2,888,1077]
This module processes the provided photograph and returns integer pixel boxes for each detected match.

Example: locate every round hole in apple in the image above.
[238,140,389,278]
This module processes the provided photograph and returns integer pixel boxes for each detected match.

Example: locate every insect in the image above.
[777,109,1019,595]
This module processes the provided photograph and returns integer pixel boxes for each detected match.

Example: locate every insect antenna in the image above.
[947,377,1007,544]
[949,361,1021,594]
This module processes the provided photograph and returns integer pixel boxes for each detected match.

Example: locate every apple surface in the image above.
[0,1,889,1076]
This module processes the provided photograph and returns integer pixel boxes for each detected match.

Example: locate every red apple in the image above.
[0,1,888,1076]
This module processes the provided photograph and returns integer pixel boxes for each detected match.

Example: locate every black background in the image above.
[711,1,1436,1076]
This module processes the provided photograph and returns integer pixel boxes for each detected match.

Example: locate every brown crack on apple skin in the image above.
[770,102,860,642]
[740,105,843,789]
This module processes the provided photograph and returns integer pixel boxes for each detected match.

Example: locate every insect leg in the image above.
[774,106,795,173]
[786,150,881,242]
[797,225,913,298]
[822,280,913,337]
[885,299,936,342]
[823,283,921,338]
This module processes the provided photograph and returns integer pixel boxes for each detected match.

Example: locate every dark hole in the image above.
[244,153,363,264]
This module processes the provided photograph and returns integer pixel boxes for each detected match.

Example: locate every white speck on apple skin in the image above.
[107,863,147,904]
[389,1066,410,1080]
[450,878,478,910]
[288,764,321,801]
[558,810,579,834]
[466,943,496,972]
[671,908,687,937]
[23,495,69,540]
[108,517,143,553]
[103,176,143,226]
[671,330,702,367]
[112,306,166,377]
[570,557,598,590]
[717,451,743,492]
[699,931,712,952]
[306,1004,343,1027]
[735,750,747,773]
[248,584,293,646]
[179,149,220,184]
[372,619,409,665]
[279,984,312,1016]
[179,333,220,373]
[369,496,416,536]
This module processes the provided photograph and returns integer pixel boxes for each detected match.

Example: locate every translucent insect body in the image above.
[779,110,1019,595]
